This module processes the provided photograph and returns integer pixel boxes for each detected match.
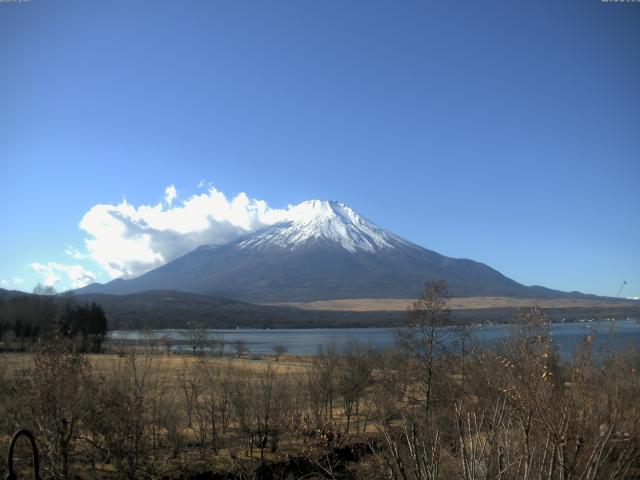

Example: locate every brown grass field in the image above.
[2,328,639,480]
[0,350,313,379]
[268,296,638,312]
[0,349,374,478]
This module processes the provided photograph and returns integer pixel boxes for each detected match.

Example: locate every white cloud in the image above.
[13,277,24,285]
[165,184,178,206]
[197,179,205,188]
[65,245,89,260]
[30,262,97,289]
[30,263,61,286]
[79,185,291,279]
[0,279,7,287]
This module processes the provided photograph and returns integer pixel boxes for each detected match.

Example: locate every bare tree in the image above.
[308,342,339,427]
[376,412,442,480]
[159,335,173,356]
[32,283,57,296]
[182,321,210,356]
[337,340,372,433]
[254,367,290,459]
[211,332,226,357]
[28,338,91,479]
[396,280,450,416]
[232,339,249,358]
[272,344,288,361]
[83,350,154,479]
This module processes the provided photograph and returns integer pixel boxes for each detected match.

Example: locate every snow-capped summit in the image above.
[237,199,409,253]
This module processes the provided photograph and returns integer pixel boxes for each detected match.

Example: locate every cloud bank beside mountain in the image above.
[75,185,292,280]
[30,262,97,289]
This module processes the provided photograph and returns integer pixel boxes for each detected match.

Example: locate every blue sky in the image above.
[1,0,638,297]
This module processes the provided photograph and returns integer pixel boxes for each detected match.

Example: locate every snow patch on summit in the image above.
[237,200,410,253]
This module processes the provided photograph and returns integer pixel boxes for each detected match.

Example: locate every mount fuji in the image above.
[77,200,583,302]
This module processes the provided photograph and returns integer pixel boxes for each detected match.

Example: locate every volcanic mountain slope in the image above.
[78,200,589,302]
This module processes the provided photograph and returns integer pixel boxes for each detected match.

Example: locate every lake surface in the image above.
[110,319,640,357]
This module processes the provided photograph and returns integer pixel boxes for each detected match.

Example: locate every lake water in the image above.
[110,319,640,357]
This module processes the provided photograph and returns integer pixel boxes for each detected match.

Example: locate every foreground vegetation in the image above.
[1,283,639,479]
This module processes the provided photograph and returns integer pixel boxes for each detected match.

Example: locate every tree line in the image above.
[0,285,108,353]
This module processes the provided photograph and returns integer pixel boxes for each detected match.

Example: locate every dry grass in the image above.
[0,351,313,378]
[0,350,323,478]
[268,296,637,311]
[2,338,639,480]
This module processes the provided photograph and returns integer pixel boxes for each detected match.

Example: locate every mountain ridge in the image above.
[76,200,597,302]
